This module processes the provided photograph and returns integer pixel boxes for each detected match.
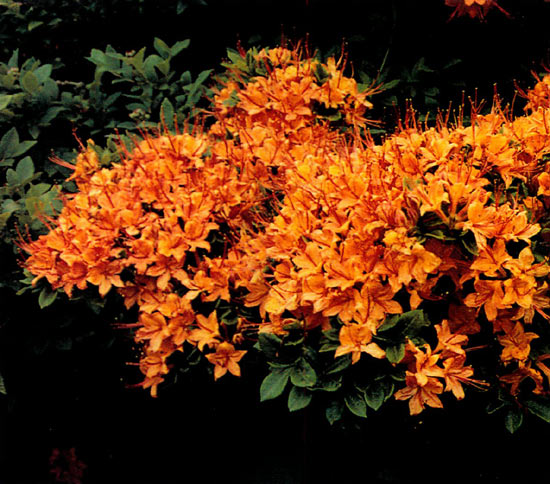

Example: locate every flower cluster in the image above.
[21,46,550,424]
[445,0,509,20]
[21,46,375,397]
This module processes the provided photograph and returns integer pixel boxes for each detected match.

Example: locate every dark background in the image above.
[3,1,550,482]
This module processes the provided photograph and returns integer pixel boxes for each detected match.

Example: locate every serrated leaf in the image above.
[288,386,312,412]
[260,368,290,402]
[344,391,367,418]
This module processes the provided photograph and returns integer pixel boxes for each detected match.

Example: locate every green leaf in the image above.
[160,98,175,131]
[460,230,478,256]
[486,400,506,415]
[1,199,19,214]
[525,395,550,423]
[194,69,212,87]
[325,399,344,425]
[0,127,19,158]
[0,94,11,110]
[7,49,19,69]
[5,168,18,186]
[386,343,405,364]
[180,70,192,85]
[38,286,57,309]
[12,140,37,158]
[364,382,386,411]
[176,1,187,14]
[154,38,171,59]
[143,55,161,81]
[344,390,368,418]
[221,90,239,108]
[288,386,312,412]
[0,373,6,395]
[16,156,34,182]
[20,71,39,93]
[258,332,282,360]
[400,310,430,336]
[377,314,400,332]
[313,373,342,392]
[156,58,171,77]
[504,407,523,434]
[381,78,400,90]
[290,358,317,388]
[314,64,329,84]
[260,368,290,402]
[0,211,11,229]
[325,354,352,375]
[33,64,52,83]
[28,20,43,31]
[170,39,190,57]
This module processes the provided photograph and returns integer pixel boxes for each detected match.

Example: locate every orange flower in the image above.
[434,320,469,358]
[188,311,221,351]
[441,356,478,400]
[394,372,444,416]
[464,279,507,321]
[394,343,445,415]
[498,321,539,364]
[445,0,509,20]
[499,362,545,396]
[334,323,385,364]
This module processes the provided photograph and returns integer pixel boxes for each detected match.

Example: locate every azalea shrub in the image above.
[20,44,550,433]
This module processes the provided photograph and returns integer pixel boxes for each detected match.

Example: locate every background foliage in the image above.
[2,1,550,483]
